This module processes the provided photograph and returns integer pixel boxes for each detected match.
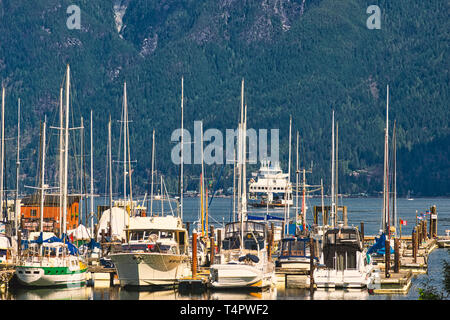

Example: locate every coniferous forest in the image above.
[0,0,448,198]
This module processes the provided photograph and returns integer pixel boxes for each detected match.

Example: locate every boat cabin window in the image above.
[281,240,307,257]
[0,249,7,256]
[160,231,173,239]
[336,251,357,270]
[130,231,145,241]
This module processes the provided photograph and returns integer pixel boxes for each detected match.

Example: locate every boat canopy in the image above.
[21,233,79,255]
[367,233,394,255]
[247,214,284,221]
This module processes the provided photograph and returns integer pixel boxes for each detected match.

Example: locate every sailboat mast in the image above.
[126,89,133,218]
[180,77,184,220]
[392,120,397,237]
[232,148,236,222]
[150,129,155,216]
[80,117,84,225]
[39,118,47,233]
[383,85,390,235]
[295,131,299,228]
[200,121,205,237]
[90,110,94,238]
[285,116,292,234]
[335,122,339,223]
[59,87,63,237]
[0,86,4,221]
[321,179,324,227]
[62,65,70,236]
[242,104,247,222]
[123,82,127,205]
[14,98,21,236]
[331,110,335,227]
[108,116,113,236]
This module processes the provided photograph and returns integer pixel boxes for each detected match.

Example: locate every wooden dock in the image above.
[178,267,209,292]
[0,269,15,288]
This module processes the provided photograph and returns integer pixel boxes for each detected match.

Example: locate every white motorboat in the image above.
[209,221,275,289]
[313,226,374,289]
[110,215,190,287]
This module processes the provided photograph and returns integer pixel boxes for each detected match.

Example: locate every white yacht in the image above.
[313,226,374,289]
[110,215,190,287]
[248,160,293,208]
[209,220,275,289]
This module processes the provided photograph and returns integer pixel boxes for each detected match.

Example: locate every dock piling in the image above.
[192,232,198,278]
[210,225,215,266]
[394,237,400,273]
[309,237,315,295]
[385,236,390,278]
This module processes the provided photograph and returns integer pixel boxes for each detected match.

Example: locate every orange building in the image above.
[20,194,80,234]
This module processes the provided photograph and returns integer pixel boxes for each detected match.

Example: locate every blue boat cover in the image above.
[21,232,79,255]
[247,214,284,221]
[367,233,394,255]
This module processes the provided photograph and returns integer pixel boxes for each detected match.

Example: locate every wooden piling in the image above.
[430,206,437,238]
[217,229,222,253]
[343,206,348,226]
[18,231,22,258]
[412,229,417,263]
[192,232,198,278]
[385,236,390,278]
[268,229,273,262]
[309,237,315,295]
[270,223,274,248]
[394,237,400,273]
[423,220,427,240]
[210,225,215,266]
[360,222,365,247]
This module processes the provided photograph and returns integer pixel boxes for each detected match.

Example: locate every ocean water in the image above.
[2,197,449,300]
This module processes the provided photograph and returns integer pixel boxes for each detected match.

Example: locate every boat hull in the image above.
[110,252,190,287]
[209,263,275,289]
[15,266,87,287]
[313,269,372,289]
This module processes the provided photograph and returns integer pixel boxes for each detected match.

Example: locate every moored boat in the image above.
[110,215,190,287]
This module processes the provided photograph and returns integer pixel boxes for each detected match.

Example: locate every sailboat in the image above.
[110,78,190,287]
[209,79,275,290]
[15,65,88,287]
[276,130,315,271]
[406,190,413,201]
[313,110,374,289]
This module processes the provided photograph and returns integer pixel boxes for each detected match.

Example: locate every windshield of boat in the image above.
[222,222,265,251]
[129,230,174,242]
[280,239,308,257]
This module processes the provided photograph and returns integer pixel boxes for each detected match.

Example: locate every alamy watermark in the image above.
[66,5,81,30]
[366,5,381,29]
[171,121,280,165]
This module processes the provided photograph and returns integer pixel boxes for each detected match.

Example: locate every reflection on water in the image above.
[10,286,92,300]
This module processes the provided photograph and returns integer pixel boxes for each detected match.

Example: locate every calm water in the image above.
[2,197,449,300]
